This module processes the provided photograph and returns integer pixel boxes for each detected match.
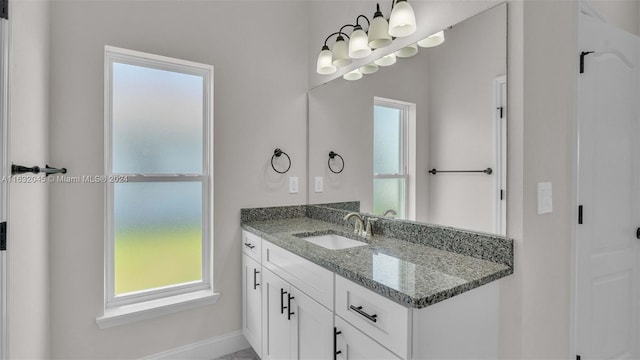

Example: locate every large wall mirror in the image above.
[308,3,507,235]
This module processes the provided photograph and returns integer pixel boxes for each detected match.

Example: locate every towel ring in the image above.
[328,151,344,174]
[271,148,291,174]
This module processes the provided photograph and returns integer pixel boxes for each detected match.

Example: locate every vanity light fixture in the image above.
[332,33,351,67]
[417,30,445,48]
[394,43,418,58]
[368,4,392,49]
[359,63,379,75]
[389,0,417,37]
[343,69,363,81]
[348,16,372,59]
[374,53,397,66]
[315,0,417,75]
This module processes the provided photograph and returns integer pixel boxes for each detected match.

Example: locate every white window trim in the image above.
[373,97,416,220]
[98,46,216,327]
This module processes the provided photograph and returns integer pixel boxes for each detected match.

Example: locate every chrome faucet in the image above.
[381,209,397,218]
[343,212,365,237]
[365,217,378,237]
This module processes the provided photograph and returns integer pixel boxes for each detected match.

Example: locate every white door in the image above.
[242,254,262,357]
[290,286,333,359]
[576,11,640,360]
[262,269,290,360]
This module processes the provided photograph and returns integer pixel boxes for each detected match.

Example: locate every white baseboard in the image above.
[141,330,250,360]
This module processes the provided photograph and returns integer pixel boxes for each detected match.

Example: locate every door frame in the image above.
[0,12,9,360]
[493,75,507,235]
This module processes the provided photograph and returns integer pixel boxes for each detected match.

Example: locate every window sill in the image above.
[96,290,219,329]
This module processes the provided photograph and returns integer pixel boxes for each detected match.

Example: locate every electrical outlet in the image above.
[314,176,323,193]
[289,177,299,194]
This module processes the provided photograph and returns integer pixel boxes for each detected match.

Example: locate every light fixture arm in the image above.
[323,31,350,48]
[355,14,370,30]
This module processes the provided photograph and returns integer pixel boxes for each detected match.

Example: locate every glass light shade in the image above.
[359,63,379,75]
[394,43,418,58]
[389,1,417,37]
[368,16,392,49]
[417,31,445,48]
[374,53,397,66]
[332,37,352,67]
[349,28,372,59]
[316,48,337,75]
[343,69,363,81]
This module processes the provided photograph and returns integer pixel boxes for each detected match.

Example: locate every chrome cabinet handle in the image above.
[244,242,255,249]
[349,305,378,323]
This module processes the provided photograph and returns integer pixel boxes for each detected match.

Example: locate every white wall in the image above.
[8,0,51,358]
[48,1,308,358]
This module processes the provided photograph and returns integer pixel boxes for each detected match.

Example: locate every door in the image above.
[576,11,640,359]
[242,254,262,357]
[262,269,290,360]
[334,316,400,360]
[290,286,333,359]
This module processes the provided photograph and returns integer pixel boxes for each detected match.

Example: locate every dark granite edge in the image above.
[240,205,306,222]
[240,223,513,309]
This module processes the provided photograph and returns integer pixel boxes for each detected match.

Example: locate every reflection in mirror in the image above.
[308,4,506,235]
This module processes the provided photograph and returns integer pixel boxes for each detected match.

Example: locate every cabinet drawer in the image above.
[242,230,262,262]
[335,316,401,360]
[262,240,334,309]
[335,276,409,359]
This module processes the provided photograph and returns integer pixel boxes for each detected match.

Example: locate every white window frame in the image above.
[98,46,216,328]
[373,97,416,220]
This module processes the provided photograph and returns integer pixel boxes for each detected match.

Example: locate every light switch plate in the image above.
[537,182,553,214]
[289,177,299,194]
[314,176,323,193]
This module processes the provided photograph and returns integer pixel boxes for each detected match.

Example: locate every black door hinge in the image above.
[0,221,6,251]
[580,51,594,74]
[578,205,583,225]
[497,106,504,119]
[500,189,504,200]
[576,355,581,360]
[0,0,7,20]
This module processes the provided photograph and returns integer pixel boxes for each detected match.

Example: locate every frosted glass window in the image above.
[105,46,213,308]
[112,63,204,174]
[114,182,202,295]
[373,178,405,219]
[374,106,402,174]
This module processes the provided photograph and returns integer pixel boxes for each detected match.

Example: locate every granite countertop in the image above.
[241,217,512,309]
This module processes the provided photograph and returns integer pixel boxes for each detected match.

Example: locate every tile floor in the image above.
[213,347,260,360]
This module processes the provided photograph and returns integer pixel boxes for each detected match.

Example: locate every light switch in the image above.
[289,177,299,194]
[314,176,323,193]
[537,182,553,214]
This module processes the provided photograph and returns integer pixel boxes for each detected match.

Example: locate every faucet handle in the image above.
[365,217,378,237]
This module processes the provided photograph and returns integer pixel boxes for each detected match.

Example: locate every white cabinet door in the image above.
[290,286,333,360]
[335,316,401,360]
[262,268,291,360]
[242,254,262,357]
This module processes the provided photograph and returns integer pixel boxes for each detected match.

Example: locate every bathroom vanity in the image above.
[241,204,513,359]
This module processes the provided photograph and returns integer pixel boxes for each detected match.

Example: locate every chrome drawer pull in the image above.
[349,305,378,323]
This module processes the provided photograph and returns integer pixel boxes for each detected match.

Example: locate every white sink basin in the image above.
[300,233,368,250]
